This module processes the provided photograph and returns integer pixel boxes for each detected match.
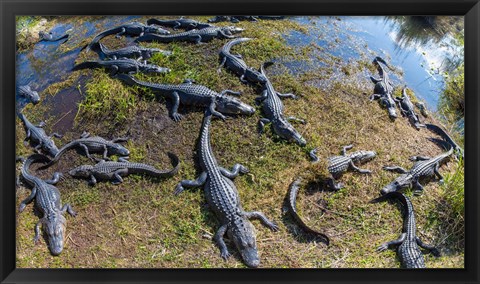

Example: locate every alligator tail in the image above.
[287,179,330,245]
[39,141,79,169]
[85,27,122,52]
[222,37,252,53]
[72,61,101,71]
[129,153,180,177]
[21,154,50,182]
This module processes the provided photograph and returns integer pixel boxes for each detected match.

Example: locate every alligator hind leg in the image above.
[33,220,42,244]
[383,166,408,174]
[328,178,344,191]
[37,121,46,128]
[174,172,207,195]
[19,187,37,212]
[169,91,183,122]
[409,156,431,161]
[61,203,77,217]
[111,169,127,184]
[78,143,96,162]
[219,164,249,178]
[341,144,354,155]
[208,101,226,120]
[243,211,279,231]
[350,161,371,174]
[45,172,63,185]
[214,224,230,260]
[369,94,381,101]
[377,233,406,251]
[217,57,226,73]
[416,237,440,256]
[193,35,203,44]
[219,90,242,96]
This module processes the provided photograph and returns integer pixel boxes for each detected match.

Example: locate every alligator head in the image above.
[350,150,376,164]
[380,174,412,195]
[43,140,60,157]
[18,85,40,105]
[108,144,130,157]
[223,26,244,35]
[68,164,94,178]
[245,69,268,85]
[145,25,170,35]
[216,95,255,116]
[273,120,307,147]
[43,214,67,256]
[228,219,260,268]
[141,64,171,74]
[379,97,397,120]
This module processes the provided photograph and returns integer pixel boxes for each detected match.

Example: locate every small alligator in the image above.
[381,146,454,195]
[116,74,255,121]
[19,112,61,158]
[287,179,330,244]
[371,191,440,268]
[38,31,69,42]
[175,104,278,268]
[72,58,170,76]
[19,154,76,256]
[218,38,267,85]
[256,62,306,146]
[85,22,170,52]
[93,42,172,64]
[135,26,244,44]
[42,132,130,168]
[208,16,285,23]
[16,85,40,115]
[69,153,179,185]
[395,87,425,130]
[426,123,464,159]
[370,57,398,120]
[147,17,212,30]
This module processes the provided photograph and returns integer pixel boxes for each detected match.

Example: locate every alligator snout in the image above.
[240,247,260,268]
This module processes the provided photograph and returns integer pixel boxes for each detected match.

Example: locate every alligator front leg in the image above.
[416,237,440,256]
[434,163,444,184]
[217,57,226,73]
[174,172,207,195]
[111,169,128,184]
[169,91,183,122]
[219,164,249,178]
[328,178,344,191]
[19,187,37,212]
[61,203,77,217]
[369,94,381,101]
[88,174,98,186]
[258,118,271,133]
[255,90,268,104]
[219,30,235,39]
[101,144,110,161]
[193,35,203,44]
[341,144,354,155]
[276,92,297,99]
[383,166,408,174]
[377,233,406,251]
[24,129,31,146]
[49,132,63,139]
[239,73,249,84]
[349,161,372,174]
[214,224,230,260]
[409,156,431,161]
[45,172,63,185]
[109,65,120,76]
[243,211,279,231]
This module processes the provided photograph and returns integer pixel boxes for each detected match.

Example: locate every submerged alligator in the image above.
[256,62,306,146]
[147,18,212,30]
[116,74,255,121]
[426,123,464,159]
[19,154,77,256]
[38,31,69,42]
[93,42,172,64]
[19,112,61,158]
[85,22,170,52]
[287,179,330,244]
[16,85,40,115]
[369,57,398,120]
[371,192,440,268]
[69,153,179,185]
[175,105,279,268]
[135,26,244,44]
[218,38,267,85]
[208,16,285,23]
[396,87,425,130]
[72,58,170,76]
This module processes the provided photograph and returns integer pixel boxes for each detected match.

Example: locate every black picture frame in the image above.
[1,0,478,283]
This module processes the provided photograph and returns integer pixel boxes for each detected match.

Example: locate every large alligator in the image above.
[175,105,279,268]
[84,22,170,52]
[19,154,76,256]
[115,74,255,121]
[72,58,170,76]
[369,57,398,120]
[381,146,453,195]
[93,42,172,64]
[41,132,130,168]
[371,191,440,268]
[135,26,243,44]
[426,123,464,159]
[147,18,212,30]
[218,38,267,85]
[16,85,40,115]
[256,62,306,146]
[69,153,179,185]
[395,87,425,130]
[208,16,285,23]
[38,31,69,42]
[287,179,330,244]
[19,112,61,158]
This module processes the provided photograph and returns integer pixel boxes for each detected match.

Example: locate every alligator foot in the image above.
[244,211,279,232]
[171,113,184,122]
[309,148,319,163]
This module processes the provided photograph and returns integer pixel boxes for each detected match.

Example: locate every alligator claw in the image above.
[438,179,444,185]
[172,113,183,122]
[174,184,184,195]
[268,222,280,232]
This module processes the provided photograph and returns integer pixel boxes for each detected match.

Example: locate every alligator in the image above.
[381,146,454,195]
[369,56,398,120]
[69,153,179,185]
[19,112,61,158]
[256,62,306,146]
[93,42,172,64]
[38,31,69,42]
[371,191,440,268]
[147,17,212,30]
[115,74,255,121]
[41,132,130,168]
[287,179,330,244]
[426,123,464,159]
[218,38,267,85]
[174,105,279,267]
[135,26,244,44]
[72,58,170,76]
[208,16,285,23]
[84,22,170,52]
[395,87,425,130]
[19,154,76,256]
[16,85,40,115]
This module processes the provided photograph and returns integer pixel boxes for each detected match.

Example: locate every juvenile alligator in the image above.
[287,179,330,244]
[69,153,179,185]
[426,123,464,158]
[370,57,398,120]
[396,87,425,130]
[41,132,130,168]
[116,74,255,121]
[381,146,454,195]
[175,105,279,268]
[19,112,61,158]
[93,42,172,64]
[38,31,69,42]
[218,38,267,85]
[85,22,170,52]
[19,154,76,256]
[135,26,244,44]
[371,191,440,268]
[256,62,306,146]
[16,85,40,115]
[147,18,212,30]
[72,58,170,76]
